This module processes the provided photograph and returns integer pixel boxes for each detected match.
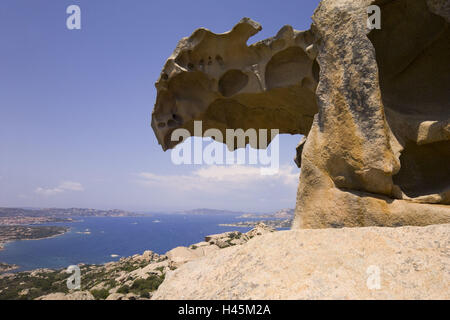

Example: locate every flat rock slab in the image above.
[153,224,450,299]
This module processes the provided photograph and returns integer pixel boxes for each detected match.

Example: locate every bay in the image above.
[0,214,254,272]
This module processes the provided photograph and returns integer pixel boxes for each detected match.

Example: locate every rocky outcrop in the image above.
[166,245,220,268]
[292,0,450,228]
[244,222,275,238]
[107,226,274,299]
[151,18,319,151]
[153,224,450,300]
[151,0,450,228]
[0,262,18,274]
[36,291,95,300]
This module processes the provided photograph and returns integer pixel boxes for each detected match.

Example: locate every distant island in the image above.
[174,208,246,215]
[236,208,294,219]
[220,219,292,229]
[0,207,142,225]
[220,208,294,229]
[174,208,294,218]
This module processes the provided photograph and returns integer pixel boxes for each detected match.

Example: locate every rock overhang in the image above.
[151,0,450,228]
[151,17,320,151]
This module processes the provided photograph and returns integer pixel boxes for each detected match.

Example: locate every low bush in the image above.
[90,288,110,300]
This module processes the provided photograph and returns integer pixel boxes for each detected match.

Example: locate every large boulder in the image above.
[151,18,318,151]
[245,222,275,238]
[152,224,450,299]
[165,245,219,268]
[151,0,450,228]
[292,0,450,228]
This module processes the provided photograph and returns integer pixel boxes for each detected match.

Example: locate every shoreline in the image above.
[0,226,70,250]
[219,219,292,229]
[0,223,276,299]
[0,226,70,272]
[0,262,19,273]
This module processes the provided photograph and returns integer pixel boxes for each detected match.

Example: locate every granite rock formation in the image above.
[152,0,450,228]
[153,224,450,300]
[151,18,319,151]
[37,291,95,300]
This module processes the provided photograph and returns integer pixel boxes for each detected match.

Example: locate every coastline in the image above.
[0,214,272,276]
[0,226,70,273]
[0,262,19,273]
[0,223,276,300]
[18,227,70,242]
[0,226,70,252]
[219,219,292,229]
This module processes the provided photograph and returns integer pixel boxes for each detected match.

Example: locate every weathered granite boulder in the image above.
[151,0,450,228]
[151,18,318,151]
[152,224,450,300]
[292,0,450,228]
[36,291,95,300]
[245,222,275,238]
[166,245,220,268]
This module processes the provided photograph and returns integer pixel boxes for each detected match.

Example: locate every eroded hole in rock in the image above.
[218,69,249,97]
[215,55,224,66]
[152,18,321,152]
[312,60,320,83]
[172,114,183,123]
[265,47,312,90]
[393,141,450,198]
[369,0,450,200]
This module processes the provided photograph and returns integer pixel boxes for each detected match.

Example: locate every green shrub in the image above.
[117,285,130,294]
[155,266,165,273]
[90,288,110,300]
[106,279,117,289]
[129,274,165,297]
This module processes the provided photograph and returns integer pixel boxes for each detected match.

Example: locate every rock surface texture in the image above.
[153,224,450,299]
[37,291,95,300]
[151,0,450,228]
[151,18,319,151]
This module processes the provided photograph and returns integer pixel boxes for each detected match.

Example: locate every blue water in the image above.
[0,214,254,272]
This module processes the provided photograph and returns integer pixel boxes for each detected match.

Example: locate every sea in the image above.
[0,214,263,272]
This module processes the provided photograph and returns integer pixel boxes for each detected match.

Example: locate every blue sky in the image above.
[0,0,320,213]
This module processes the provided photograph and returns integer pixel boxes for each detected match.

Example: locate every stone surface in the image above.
[293,0,450,228]
[153,224,450,300]
[151,0,450,228]
[245,222,275,238]
[151,18,319,151]
[166,245,220,268]
[105,293,126,300]
[36,291,95,300]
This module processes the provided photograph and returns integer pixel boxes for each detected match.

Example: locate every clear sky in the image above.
[0,0,321,213]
